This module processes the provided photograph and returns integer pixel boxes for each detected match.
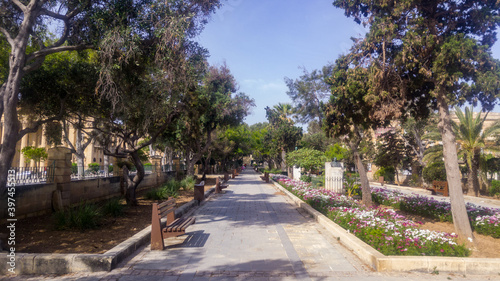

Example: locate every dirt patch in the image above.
[4,178,216,254]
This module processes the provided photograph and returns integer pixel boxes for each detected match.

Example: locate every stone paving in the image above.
[2,170,499,280]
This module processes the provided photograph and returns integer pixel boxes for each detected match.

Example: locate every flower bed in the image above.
[371,187,500,239]
[272,175,470,257]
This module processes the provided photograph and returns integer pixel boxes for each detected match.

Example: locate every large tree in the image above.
[332,0,500,243]
[264,106,303,169]
[285,65,333,126]
[173,64,254,177]
[0,0,222,208]
[324,56,388,206]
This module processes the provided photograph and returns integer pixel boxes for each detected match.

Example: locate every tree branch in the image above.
[25,44,94,66]
[11,0,27,12]
[61,120,77,153]
[0,27,14,47]
[39,8,69,21]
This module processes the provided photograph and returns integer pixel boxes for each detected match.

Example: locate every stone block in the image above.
[48,147,72,160]
[72,254,114,272]
[464,258,500,275]
[52,190,64,212]
[33,254,74,275]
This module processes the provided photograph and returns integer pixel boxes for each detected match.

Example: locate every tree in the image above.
[18,50,102,179]
[20,146,47,169]
[324,56,389,206]
[285,65,333,125]
[452,106,500,196]
[264,106,303,169]
[374,129,415,185]
[285,148,327,175]
[0,0,222,212]
[173,64,254,177]
[300,131,332,152]
[332,0,500,244]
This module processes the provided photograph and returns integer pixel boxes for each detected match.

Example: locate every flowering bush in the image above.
[272,175,469,257]
[371,187,500,238]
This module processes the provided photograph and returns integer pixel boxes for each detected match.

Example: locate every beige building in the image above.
[0,120,105,168]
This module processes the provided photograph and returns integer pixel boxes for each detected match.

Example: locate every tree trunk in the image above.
[123,150,145,206]
[436,94,474,244]
[103,155,109,176]
[349,137,372,207]
[466,151,481,197]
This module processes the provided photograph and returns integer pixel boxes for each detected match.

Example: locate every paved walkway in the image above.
[3,170,497,280]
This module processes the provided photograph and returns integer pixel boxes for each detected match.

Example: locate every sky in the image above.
[196,0,500,126]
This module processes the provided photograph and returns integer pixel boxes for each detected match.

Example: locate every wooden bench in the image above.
[194,181,205,204]
[428,181,449,196]
[151,198,196,250]
[215,177,229,193]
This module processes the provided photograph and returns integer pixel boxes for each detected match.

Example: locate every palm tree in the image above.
[452,106,500,196]
[273,103,294,122]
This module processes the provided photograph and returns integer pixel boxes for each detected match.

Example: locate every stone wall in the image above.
[10,172,175,221]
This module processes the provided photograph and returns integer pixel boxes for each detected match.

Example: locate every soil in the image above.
[4,178,500,259]
[397,209,500,258]
[4,177,217,255]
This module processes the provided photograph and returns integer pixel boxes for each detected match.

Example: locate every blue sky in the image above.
[197,0,500,126]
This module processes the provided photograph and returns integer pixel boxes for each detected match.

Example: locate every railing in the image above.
[71,165,114,180]
[9,163,54,185]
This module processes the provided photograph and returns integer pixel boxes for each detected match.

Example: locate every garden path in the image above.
[4,170,498,280]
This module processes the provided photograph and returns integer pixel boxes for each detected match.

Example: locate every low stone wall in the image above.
[8,171,176,221]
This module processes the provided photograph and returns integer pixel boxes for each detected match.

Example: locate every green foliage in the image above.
[144,179,184,200]
[325,143,349,161]
[284,65,333,124]
[311,175,325,188]
[71,163,78,174]
[88,163,100,172]
[180,176,196,191]
[373,167,395,182]
[423,162,447,183]
[300,132,331,152]
[344,174,360,197]
[264,106,303,163]
[300,175,312,183]
[489,180,500,198]
[264,168,283,174]
[44,121,63,146]
[54,202,101,231]
[20,146,48,166]
[286,148,327,173]
[101,198,125,217]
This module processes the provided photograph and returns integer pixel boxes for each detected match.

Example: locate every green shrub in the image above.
[71,163,78,174]
[88,162,100,172]
[423,161,447,183]
[265,168,282,174]
[180,176,195,191]
[144,188,169,200]
[311,175,325,188]
[54,202,101,231]
[489,180,500,197]
[300,175,312,183]
[373,167,395,182]
[102,198,125,217]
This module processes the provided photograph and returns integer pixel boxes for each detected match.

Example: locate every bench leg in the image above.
[151,204,165,250]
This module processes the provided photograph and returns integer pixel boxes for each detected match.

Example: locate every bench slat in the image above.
[165,217,196,232]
